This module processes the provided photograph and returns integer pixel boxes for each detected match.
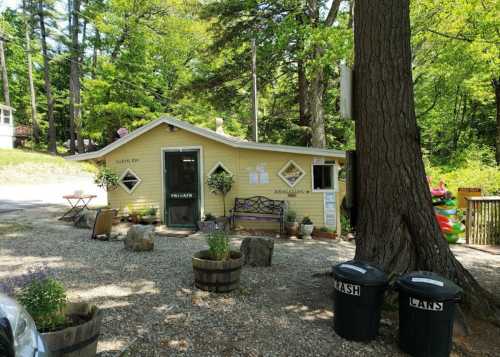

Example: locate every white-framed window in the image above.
[278,160,305,187]
[312,162,335,192]
[119,168,142,193]
[207,161,233,177]
[2,109,10,125]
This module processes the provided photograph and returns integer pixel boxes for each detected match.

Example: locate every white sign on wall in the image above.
[324,191,337,229]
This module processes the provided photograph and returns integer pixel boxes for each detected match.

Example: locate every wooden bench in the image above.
[230,196,286,233]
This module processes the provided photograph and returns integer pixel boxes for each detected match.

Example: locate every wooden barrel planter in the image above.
[42,302,103,357]
[192,250,242,293]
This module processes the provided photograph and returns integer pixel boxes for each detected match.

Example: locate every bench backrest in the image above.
[233,196,285,215]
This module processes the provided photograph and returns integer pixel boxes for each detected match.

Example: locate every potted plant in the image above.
[129,209,141,224]
[207,171,234,231]
[197,212,217,233]
[192,230,242,293]
[313,226,337,239]
[0,265,102,356]
[285,210,299,238]
[94,166,119,191]
[140,207,158,225]
[301,216,314,239]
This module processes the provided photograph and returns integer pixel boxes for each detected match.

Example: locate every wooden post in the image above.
[251,38,258,143]
[466,198,471,244]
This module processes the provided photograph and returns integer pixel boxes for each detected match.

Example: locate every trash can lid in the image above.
[396,271,463,302]
[332,260,388,286]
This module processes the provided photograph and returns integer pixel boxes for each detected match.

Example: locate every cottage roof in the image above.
[65,116,346,161]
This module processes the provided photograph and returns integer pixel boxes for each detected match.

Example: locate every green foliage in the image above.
[207,171,234,216]
[206,230,230,261]
[301,216,313,225]
[425,146,500,196]
[137,207,158,217]
[319,226,336,233]
[286,210,297,223]
[94,166,119,191]
[18,278,67,332]
[204,213,216,221]
[341,214,352,235]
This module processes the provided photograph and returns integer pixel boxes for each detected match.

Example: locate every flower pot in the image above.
[285,222,300,238]
[197,220,217,233]
[192,250,242,293]
[42,302,103,357]
[301,224,314,239]
[313,229,337,239]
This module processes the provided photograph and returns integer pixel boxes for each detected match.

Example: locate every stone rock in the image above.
[240,237,274,267]
[124,225,154,251]
[74,209,97,229]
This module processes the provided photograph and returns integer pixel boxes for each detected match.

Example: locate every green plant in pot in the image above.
[301,216,314,239]
[191,230,242,293]
[94,166,119,191]
[207,171,234,231]
[285,210,299,238]
[0,265,103,356]
[139,207,158,225]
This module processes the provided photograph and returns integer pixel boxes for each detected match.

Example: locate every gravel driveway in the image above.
[1,206,499,356]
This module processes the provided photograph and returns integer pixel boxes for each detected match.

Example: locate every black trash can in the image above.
[396,271,463,357]
[332,260,388,341]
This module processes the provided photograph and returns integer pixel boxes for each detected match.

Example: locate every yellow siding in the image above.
[104,123,345,232]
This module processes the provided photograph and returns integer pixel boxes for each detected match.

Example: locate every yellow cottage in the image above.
[67,116,346,232]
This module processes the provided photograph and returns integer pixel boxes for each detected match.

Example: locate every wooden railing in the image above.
[466,197,500,245]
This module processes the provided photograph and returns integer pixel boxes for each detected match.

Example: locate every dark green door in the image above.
[164,151,200,227]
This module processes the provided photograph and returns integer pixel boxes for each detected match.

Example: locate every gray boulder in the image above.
[124,225,154,251]
[240,237,274,267]
[74,209,97,229]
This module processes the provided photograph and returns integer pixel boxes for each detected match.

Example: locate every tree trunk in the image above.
[24,15,40,144]
[70,0,84,153]
[493,78,500,165]
[353,0,499,319]
[250,38,258,142]
[68,0,75,154]
[0,38,10,106]
[38,0,57,154]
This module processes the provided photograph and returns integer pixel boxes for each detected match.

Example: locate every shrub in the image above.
[18,278,67,332]
[320,226,336,233]
[137,207,157,216]
[301,216,313,225]
[207,171,234,216]
[206,230,230,261]
[0,265,67,332]
[286,210,297,222]
[94,166,119,191]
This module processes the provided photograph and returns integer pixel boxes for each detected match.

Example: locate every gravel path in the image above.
[1,206,499,356]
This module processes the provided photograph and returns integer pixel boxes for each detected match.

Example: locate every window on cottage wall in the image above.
[208,162,232,176]
[119,169,141,193]
[312,164,334,191]
[278,160,305,187]
[2,110,10,124]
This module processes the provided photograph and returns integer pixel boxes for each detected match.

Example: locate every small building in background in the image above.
[0,104,15,149]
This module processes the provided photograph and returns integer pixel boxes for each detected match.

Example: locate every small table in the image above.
[59,194,97,221]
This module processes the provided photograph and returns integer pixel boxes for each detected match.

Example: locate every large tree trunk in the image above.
[0,38,10,106]
[24,14,40,144]
[353,0,499,319]
[70,0,84,153]
[38,0,56,154]
[493,78,500,165]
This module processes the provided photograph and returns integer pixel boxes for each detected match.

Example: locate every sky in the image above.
[0,0,19,12]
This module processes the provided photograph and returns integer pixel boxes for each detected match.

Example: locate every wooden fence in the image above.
[466,197,500,245]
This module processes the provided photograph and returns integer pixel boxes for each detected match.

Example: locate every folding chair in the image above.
[91,208,117,240]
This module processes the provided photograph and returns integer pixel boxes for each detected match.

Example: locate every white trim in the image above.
[118,168,142,194]
[278,160,306,188]
[65,116,346,161]
[161,146,204,224]
[311,162,335,193]
[207,161,233,177]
